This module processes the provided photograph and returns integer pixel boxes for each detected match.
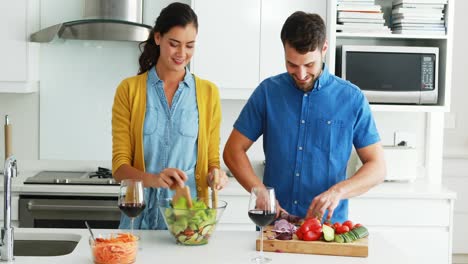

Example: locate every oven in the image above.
[19,195,121,229]
[19,169,121,229]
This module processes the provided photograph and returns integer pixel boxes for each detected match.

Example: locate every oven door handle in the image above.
[27,202,119,212]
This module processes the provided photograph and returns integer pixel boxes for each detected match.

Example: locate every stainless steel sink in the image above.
[13,232,81,257]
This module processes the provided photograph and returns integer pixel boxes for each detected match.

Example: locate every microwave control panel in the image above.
[421,55,435,90]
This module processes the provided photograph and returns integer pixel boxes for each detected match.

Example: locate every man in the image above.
[223,12,385,223]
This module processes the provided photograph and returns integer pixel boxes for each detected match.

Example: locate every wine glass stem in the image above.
[260,226,264,260]
[131,217,134,234]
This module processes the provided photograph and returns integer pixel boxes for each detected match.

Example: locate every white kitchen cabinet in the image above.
[191,0,261,99]
[191,0,327,99]
[349,196,454,264]
[259,0,327,81]
[0,0,40,93]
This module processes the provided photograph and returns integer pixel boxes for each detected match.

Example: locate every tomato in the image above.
[336,225,350,234]
[343,220,354,230]
[296,217,324,241]
[353,223,362,229]
[303,231,321,241]
[333,222,342,230]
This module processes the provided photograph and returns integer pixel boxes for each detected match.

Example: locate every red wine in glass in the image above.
[119,203,146,218]
[248,210,276,227]
[118,179,145,233]
[248,187,276,264]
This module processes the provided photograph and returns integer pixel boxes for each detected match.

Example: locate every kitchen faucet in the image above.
[0,155,17,261]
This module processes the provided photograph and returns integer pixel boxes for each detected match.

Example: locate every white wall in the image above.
[442,0,468,255]
[443,0,468,157]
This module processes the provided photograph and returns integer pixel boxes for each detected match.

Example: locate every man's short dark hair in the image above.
[280,12,326,54]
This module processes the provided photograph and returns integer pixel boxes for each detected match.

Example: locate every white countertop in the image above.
[7,227,443,264]
[3,170,456,200]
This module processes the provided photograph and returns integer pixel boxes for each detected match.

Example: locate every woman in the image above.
[112,2,228,230]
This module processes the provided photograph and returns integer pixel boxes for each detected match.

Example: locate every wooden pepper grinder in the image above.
[5,115,12,159]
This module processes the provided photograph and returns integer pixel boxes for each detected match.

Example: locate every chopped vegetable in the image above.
[273,219,297,240]
[91,233,138,264]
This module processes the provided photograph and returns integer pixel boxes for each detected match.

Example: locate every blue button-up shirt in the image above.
[119,67,199,230]
[234,65,380,223]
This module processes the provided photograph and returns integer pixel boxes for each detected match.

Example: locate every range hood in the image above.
[30,0,152,43]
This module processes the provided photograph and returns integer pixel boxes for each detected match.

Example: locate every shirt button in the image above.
[296,173,300,177]
[298,146,303,151]
[327,120,331,125]
[304,94,308,97]
[197,187,202,191]
[294,200,298,204]
[301,120,305,124]
[195,174,200,180]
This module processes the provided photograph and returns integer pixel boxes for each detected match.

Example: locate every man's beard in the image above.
[293,74,317,92]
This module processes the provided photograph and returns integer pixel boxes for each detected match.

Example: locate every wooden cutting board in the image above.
[256,227,368,257]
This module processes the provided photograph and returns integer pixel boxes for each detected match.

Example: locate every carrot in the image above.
[91,233,138,264]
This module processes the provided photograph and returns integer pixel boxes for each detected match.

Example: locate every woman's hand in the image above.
[207,168,229,190]
[154,168,187,188]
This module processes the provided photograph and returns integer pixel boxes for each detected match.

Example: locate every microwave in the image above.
[341,45,439,105]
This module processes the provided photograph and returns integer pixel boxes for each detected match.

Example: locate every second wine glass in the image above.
[248,186,276,264]
[118,179,145,233]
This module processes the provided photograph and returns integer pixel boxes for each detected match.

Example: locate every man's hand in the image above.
[207,168,229,190]
[306,188,342,221]
[275,199,289,218]
[156,168,188,189]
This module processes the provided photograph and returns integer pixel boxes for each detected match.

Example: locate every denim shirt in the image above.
[119,67,199,230]
[234,65,380,223]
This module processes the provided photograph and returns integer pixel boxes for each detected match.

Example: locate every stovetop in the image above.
[24,167,118,185]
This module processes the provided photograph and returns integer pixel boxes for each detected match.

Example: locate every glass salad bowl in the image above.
[158,198,227,245]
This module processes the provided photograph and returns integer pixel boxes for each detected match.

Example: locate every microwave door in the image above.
[363,90,422,104]
[347,52,423,90]
[345,51,434,104]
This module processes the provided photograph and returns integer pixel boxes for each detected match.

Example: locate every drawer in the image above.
[349,198,451,227]
[368,227,450,264]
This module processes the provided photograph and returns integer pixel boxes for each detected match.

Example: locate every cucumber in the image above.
[334,234,344,243]
[334,226,369,243]
[351,226,369,239]
[322,224,335,242]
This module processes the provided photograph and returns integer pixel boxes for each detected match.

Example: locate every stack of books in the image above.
[336,0,391,34]
[391,0,447,35]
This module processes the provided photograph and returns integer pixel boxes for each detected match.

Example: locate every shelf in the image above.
[0,81,39,93]
[370,104,448,112]
[336,32,448,40]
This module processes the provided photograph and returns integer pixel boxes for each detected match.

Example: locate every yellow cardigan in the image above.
[112,72,221,202]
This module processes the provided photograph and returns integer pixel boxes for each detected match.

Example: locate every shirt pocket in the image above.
[177,109,199,138]
[143,107,164,135]
[311,118,344,152]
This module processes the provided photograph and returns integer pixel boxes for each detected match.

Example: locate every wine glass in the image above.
[118,179,145,233]
[248,186,276,264]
